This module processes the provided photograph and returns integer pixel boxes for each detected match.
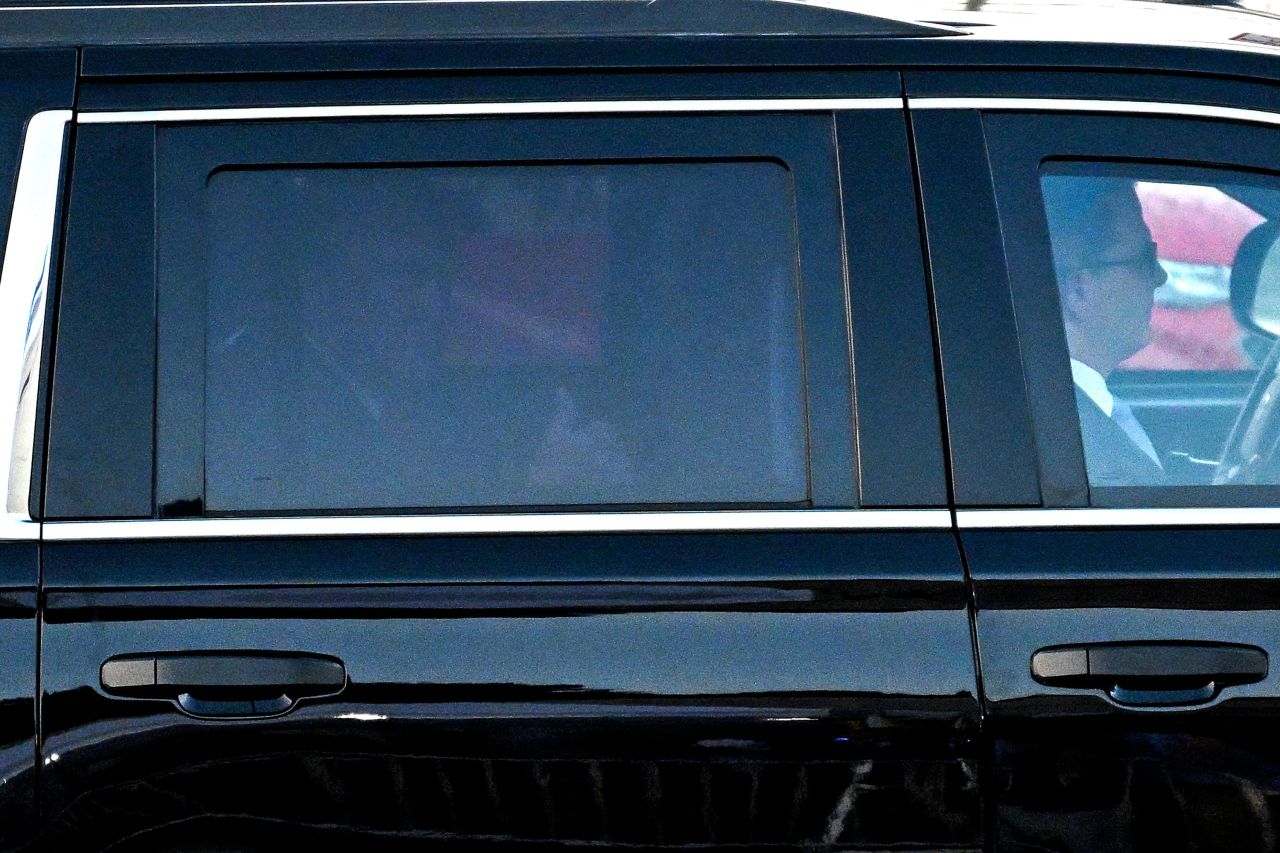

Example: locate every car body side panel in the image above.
[0,542,36,591]
[41,531,954,587]
[41,542,983,851]
[969,528,1280,853]
[0,589,37,851]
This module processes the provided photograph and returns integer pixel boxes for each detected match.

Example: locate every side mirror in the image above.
[1232,220,1280,338]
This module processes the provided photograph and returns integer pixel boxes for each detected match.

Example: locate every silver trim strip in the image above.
[54,508,1280,537]
[77,98,904,125]
[44,509,952,541]
[958,508,1280,530]
[56,96,1280,540]
[0,110,70,543]
[909,97,1280,128]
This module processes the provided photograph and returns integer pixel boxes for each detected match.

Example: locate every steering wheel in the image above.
[1214,335,1280,485]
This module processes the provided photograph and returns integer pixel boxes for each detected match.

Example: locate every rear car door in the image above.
[912,72,1280,851]
[36,73,982,850]
[0,50,75,851]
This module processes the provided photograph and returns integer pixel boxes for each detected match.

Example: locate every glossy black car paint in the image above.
[0,583,37,851]
[40,534,981,849]
[968,529,1280,853]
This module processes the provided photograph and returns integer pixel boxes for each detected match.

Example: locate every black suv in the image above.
[6,0,1280,850]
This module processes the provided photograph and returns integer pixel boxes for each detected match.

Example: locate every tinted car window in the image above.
[204,161,808,512]
[1041,165,1280,488]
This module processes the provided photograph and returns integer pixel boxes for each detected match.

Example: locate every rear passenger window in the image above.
[204,161,807,511]
[48,113,863,518]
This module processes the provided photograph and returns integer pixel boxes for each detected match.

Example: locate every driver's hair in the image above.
[1041,175,1142,288]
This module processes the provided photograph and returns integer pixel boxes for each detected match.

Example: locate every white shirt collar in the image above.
[1070,358,1114,417]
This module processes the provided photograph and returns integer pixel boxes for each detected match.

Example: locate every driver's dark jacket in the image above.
[1074,387,1166,486]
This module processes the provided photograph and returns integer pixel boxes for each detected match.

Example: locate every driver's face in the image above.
[1066,189,1168,363]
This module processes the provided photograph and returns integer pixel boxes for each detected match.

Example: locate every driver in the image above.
[1043,176,1170,485]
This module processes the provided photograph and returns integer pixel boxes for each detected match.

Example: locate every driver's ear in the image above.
[1060,272,1088,324]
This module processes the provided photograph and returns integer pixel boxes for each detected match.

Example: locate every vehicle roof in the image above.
[0,0,955,49]
[4,0,1280,81]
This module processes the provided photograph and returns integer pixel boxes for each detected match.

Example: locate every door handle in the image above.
[1031,642,1268,707]
[102,652,346,718]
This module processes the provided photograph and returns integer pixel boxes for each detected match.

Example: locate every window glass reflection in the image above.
[204,162,808,512]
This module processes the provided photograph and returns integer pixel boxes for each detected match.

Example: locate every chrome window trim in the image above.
[0,110,70,543]
[958,508,1280,529]
[43,509,952,541]
[48,506,1280,537]
[909,97,1280,129]
[77,98,905,125]
[42,96,1280,539]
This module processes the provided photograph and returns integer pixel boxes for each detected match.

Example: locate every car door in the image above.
[35,72,983,851]
[912,71,1280,852]
[0,49,75,852]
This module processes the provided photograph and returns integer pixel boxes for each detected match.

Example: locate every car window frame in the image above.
[42,104,873,521]
[975,103,1280,508]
